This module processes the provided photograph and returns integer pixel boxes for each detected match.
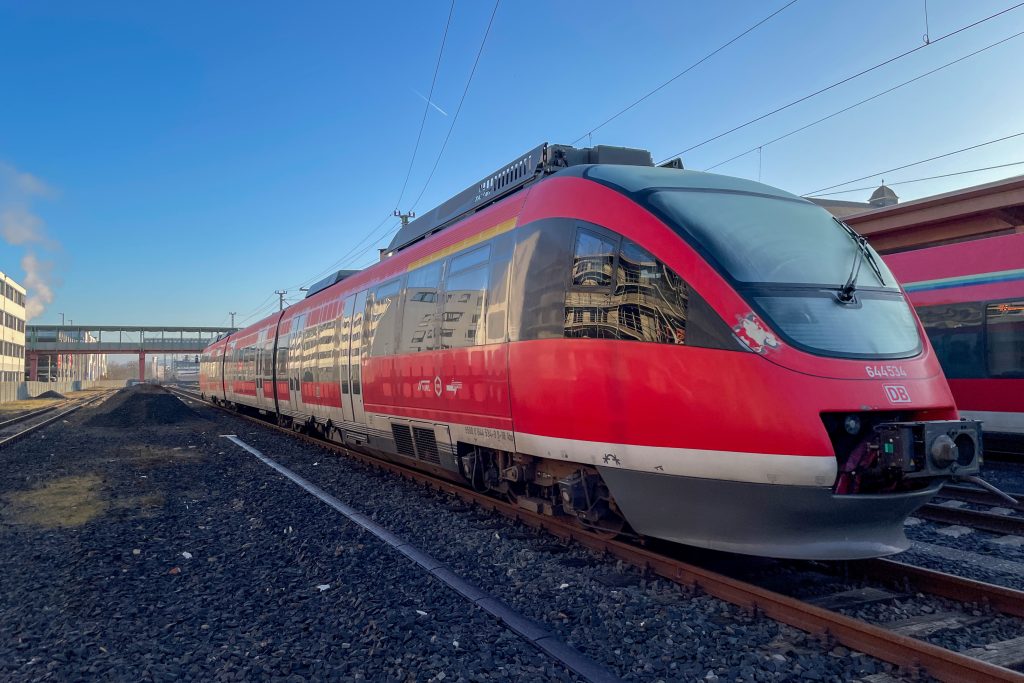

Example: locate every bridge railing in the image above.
[26,325,236,352]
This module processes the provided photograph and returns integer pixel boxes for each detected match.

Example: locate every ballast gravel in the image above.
[176,398,910,682]
[0,387,576,682]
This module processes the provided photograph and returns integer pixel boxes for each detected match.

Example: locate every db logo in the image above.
[883,385,911,404]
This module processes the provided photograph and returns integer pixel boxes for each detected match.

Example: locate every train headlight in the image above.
[843,414,861,435]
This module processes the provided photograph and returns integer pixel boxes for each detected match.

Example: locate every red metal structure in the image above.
[202,144,985,560]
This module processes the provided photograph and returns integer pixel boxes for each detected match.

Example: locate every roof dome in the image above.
[869,183,899,207]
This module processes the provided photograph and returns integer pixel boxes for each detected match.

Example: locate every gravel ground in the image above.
[976,461,1024,494]
[171,395,913,682]
[896,520,1024,591]
[886,459,1024,591]
[0,387,580,682]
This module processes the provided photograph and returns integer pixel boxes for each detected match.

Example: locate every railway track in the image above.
[169,386,1024,682]
[0,389,119,448]
[919,484,1024,536]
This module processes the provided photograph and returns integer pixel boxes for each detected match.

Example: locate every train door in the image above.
[347,290,367,427]
[255,328,269,407]
[339,295,355,423]
[283,314,305,418]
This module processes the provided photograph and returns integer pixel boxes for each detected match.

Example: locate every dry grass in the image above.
[3,474,107,527]
[0,398,63,414]
[3,475,168,528]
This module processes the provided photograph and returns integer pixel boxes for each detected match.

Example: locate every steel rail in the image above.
[0,400,69,431]
[938,485,1024,512]
[851,558,1024,619]
[916,503,1024,536]
[0,390,118,449]
[168,387,1024,682]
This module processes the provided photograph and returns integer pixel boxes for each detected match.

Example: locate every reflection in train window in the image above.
[442,264,488,348]
[572,230,616,287]
[987,301,1024,378]
[367,278,402,357]
[399,262,442,353]
[438,245,491,349]
[918,303,985,378]
[566,234,688,344]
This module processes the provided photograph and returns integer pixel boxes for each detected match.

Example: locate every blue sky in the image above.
[1,0,1023,328]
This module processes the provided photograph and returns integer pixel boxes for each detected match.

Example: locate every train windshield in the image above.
[585,166,921,359]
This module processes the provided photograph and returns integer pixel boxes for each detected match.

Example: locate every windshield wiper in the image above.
[833,216,886,302]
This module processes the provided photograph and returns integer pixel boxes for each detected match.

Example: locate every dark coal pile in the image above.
[33,390,66,400]
[86,386,203,428]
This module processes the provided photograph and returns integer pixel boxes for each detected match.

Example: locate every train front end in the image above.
[537,165,985,559]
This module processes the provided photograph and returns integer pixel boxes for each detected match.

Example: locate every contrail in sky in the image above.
[411,88,448,116]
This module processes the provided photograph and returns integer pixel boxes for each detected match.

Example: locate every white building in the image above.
[0,272,26,382]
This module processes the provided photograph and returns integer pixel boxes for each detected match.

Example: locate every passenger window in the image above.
[451,245,489,272]
[367,279,402,357]
[918,304,985,378]
[616,241,688,344]
[399,262,442,353]
[987,301,1024,378]
[565,235,689,344]
[442,247,490,349]
[572,230,616,287]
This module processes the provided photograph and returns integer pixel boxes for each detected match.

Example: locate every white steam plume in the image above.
[0,162,59,320]
[21,252,54,319]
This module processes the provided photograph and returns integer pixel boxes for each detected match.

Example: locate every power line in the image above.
[703,30,1024,172]
[394,0,456,211]
[408,0,501,213]
[571,0,800,146]
[802,131,1024,196]
[278,0,498,301]
[284,211,394,292]
[658,2,1024,164]
[806,160,1024,197]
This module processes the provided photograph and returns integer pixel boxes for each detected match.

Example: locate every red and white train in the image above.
[201,143,984,560]
[885,233,1024,454]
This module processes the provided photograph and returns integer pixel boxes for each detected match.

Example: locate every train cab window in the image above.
[572,230,616,287]
[399,262,442,353]
[918,304,985,378]
[442,245,490,349]
[367,279,402,357]
[987,301,1024,378]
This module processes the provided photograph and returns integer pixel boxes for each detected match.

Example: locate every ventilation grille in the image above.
[391,424,415,458]
[413,427,440,465]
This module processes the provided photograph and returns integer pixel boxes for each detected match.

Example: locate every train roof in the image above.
[577,164,803,202]
[387,142,808,258]
[386,142,655,254]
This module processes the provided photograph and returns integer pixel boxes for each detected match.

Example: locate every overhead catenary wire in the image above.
[657,1,1024,164]
[393,0,457,211]
[283,211,395,291]
[266,2,458,302]
[264,0,500,315]
[802,131,1024,196]
[806,160,1024,198]
[703,30,1024,172]
[569,0,801,146]
[407,0,501,214]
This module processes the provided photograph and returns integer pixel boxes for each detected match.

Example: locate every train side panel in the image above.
[886,233,1024,440]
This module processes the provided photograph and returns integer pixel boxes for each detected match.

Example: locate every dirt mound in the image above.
[86,387,202,428]
[34,390,67,400]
